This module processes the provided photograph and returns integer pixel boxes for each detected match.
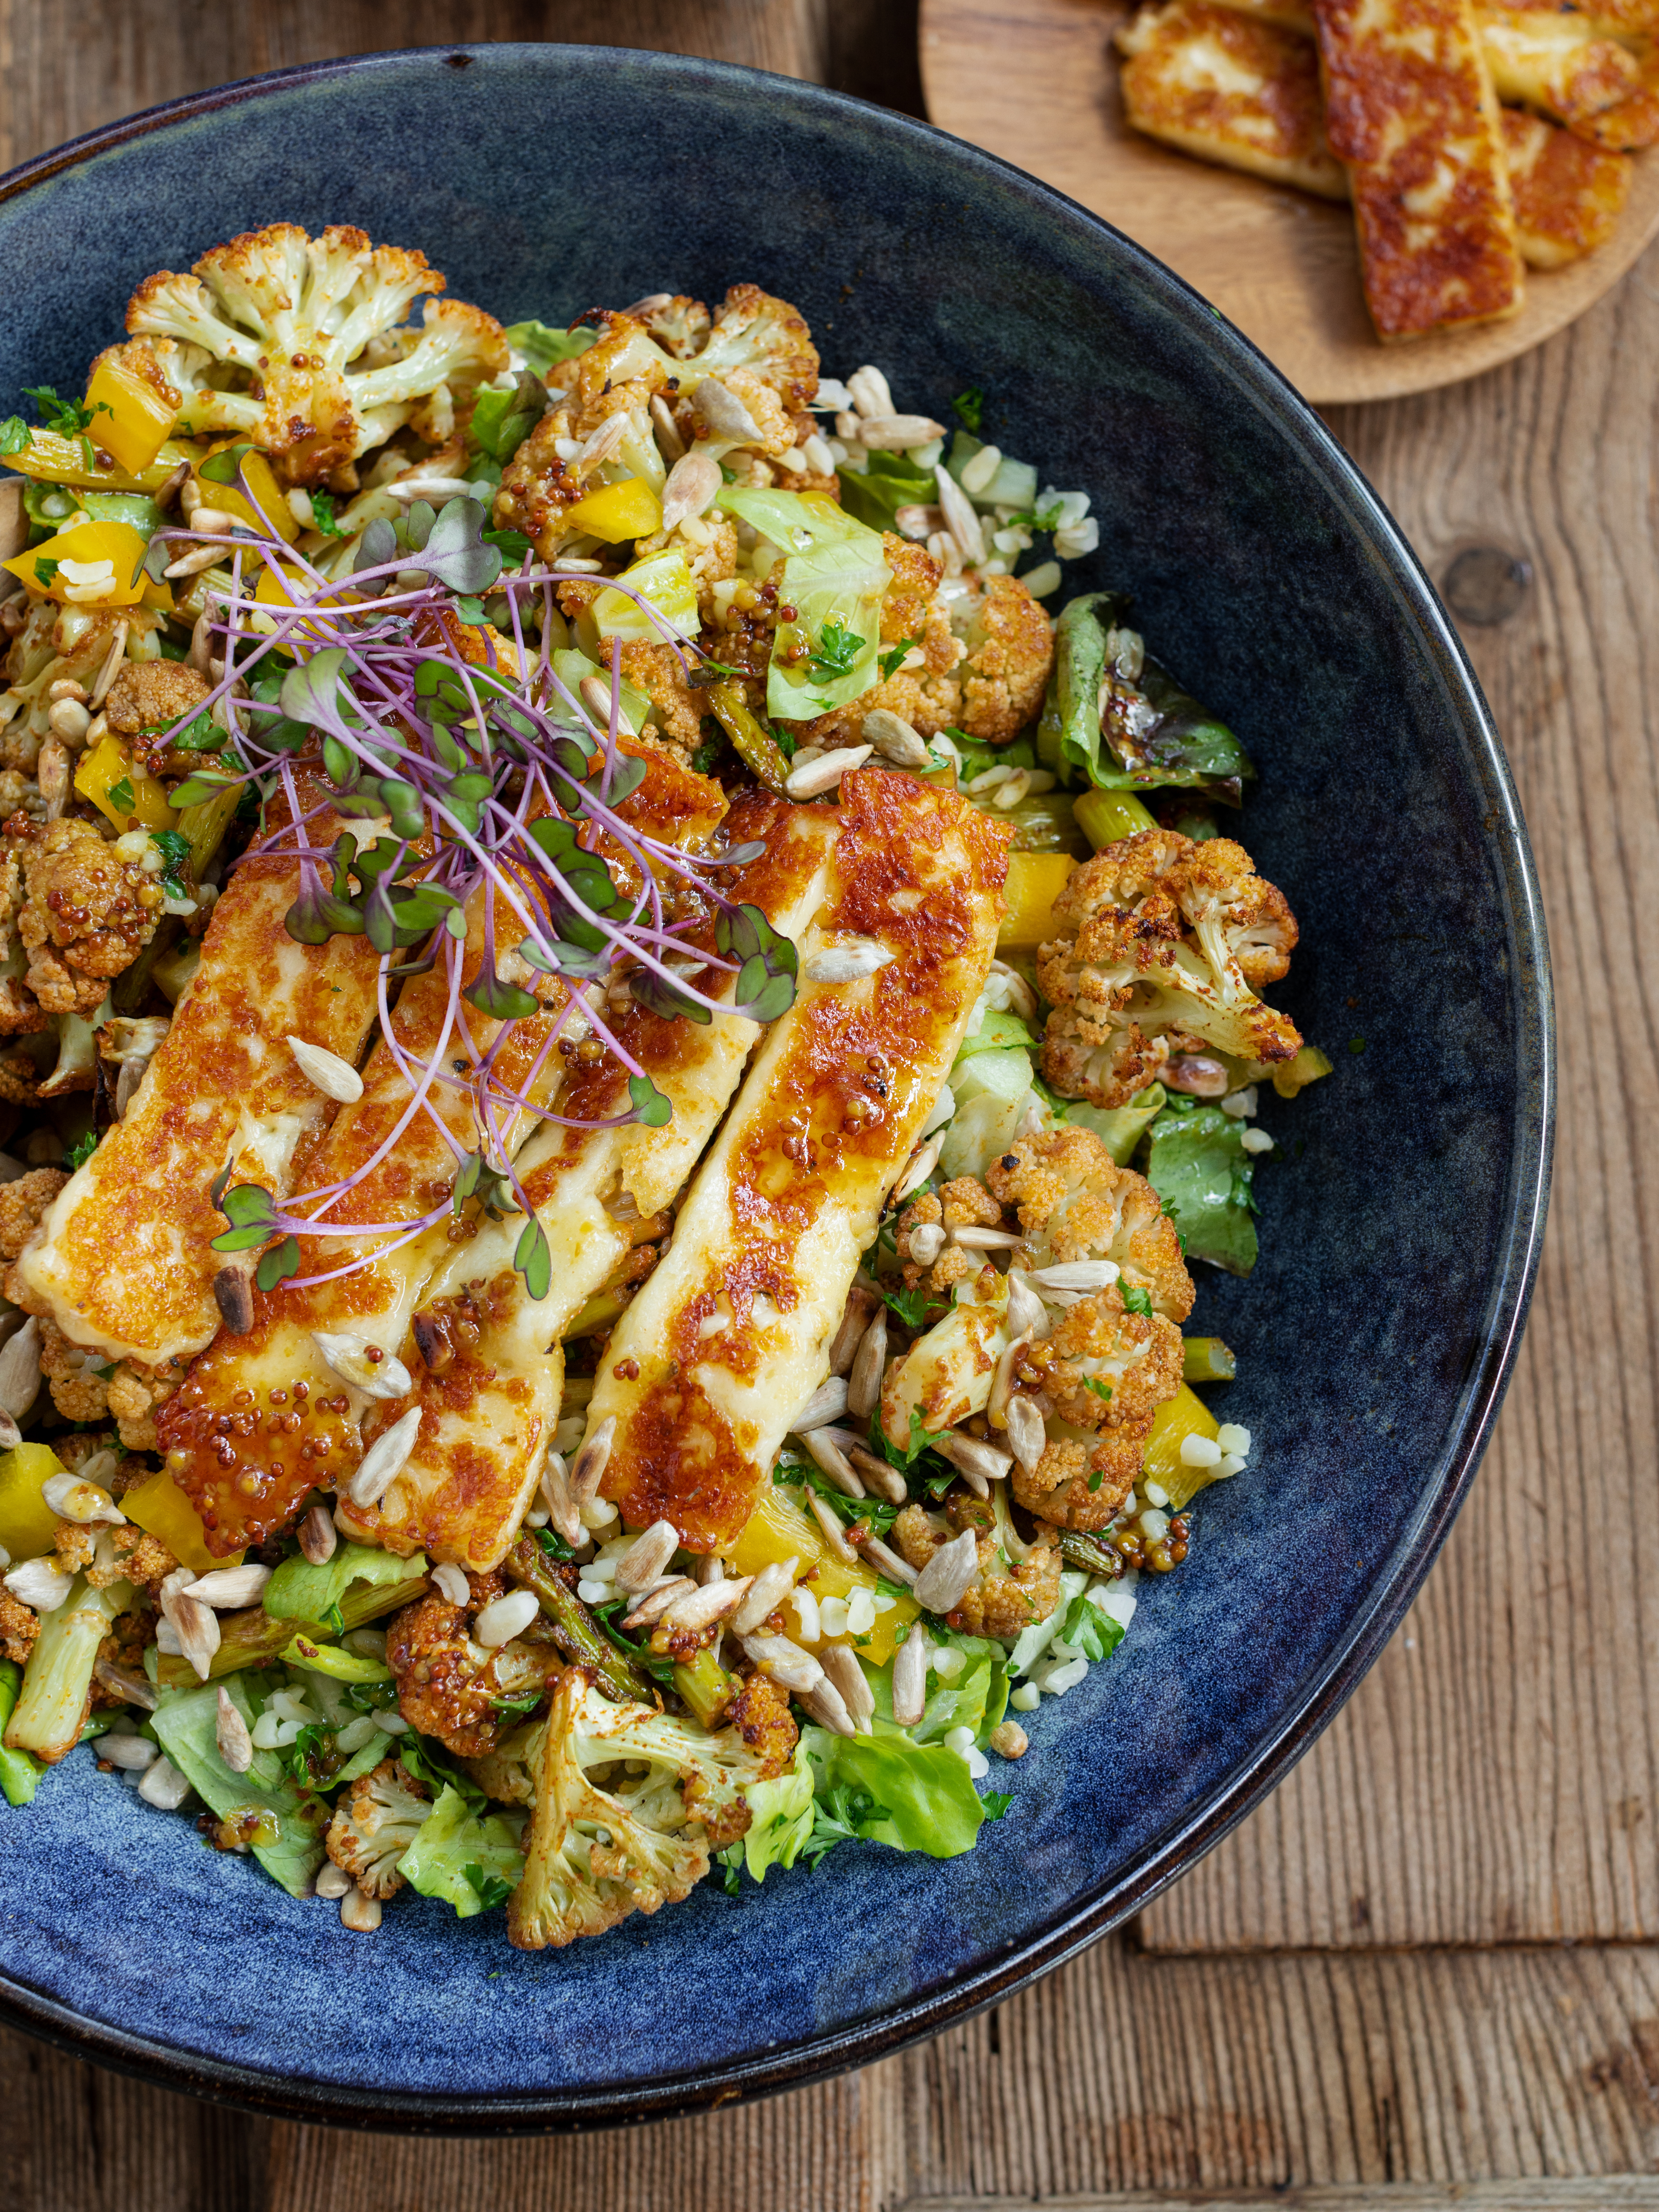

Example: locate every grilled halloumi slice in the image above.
[1117,0,1349,196]
[1502,104,1632,257]
[158,745,727,1556]
[336,794,840,1571]
[1314,0,1525,339]
[15,772,385,1367]
[585,768,1010,1554]
[1478,6,1644,125]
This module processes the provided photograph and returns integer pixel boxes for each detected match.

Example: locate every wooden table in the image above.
[6,4,1658,2205]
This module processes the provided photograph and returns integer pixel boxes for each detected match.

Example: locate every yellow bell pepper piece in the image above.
[122,1469,240,1575]
[0,1443,67,1562]
[565,476,663,543]
[0,431,195,494]
[1075,788,1157,848]
[997,852,1076,951]
[84,354,177,476]
[4,517,150,609]
[195,441,300,545]
[1142,1383,1224,1513]
[731,1483,916,1666]
[74,732,177,833]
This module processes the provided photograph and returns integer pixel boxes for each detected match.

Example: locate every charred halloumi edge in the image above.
[16,810,386,1367]
[339,815,843,1570]
[583,779,1006,1550]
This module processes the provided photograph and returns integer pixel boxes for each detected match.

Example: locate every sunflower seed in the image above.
[94,1657,157,1711]
[935,1429,1012,1486]
[913,1528,980,1615]
[907,1221,946,1267]
[804,940,895,985]
[474,1588,540,1648]
[1029,1260,1120,1292]
[845,1445,909,1507]
[312,1330,413,1402]
[658,1577,751,1635]
[952,1225,1020,1253]
[137,1754,193,1809]
[697,1554,725,1587]
[785,745,872,801]
[988,1328,1034,1427]
[619,1575,695,1630]
[854,1527,918,1586]
[0,1410,19,1451]
[3,1557,71,1613]
[740,1632,824,1696]
[212,1262,255,1336]
[892,1620,930,1725]
[791,1375,849,1433]
[163,543,229,580]
[41,1472,125,1525]
[731,1557,799,1636]
[615,1517,679,1594]
[577,414,632,472]
[1005,1270,1047,1337]
[1005,1395,1047,1474]
[166,1588,221,1683]
[934,463,987,567]
[100,1730,158,1769]
[540,1450,582,1545]
[340,1886,382,1933]
[298,1505,337,1565]
[855,414,947,450]
[623,291,675,318]
[286,1034,364,1104]
[0,1315,41,1418]
[990,958,1038,1023]
[892,1139,939,1206]
[650,393,686,461]
[384,474,472,503]
[800,1675,856,1736]
[828,1285,879,1376]
[846,1307,888,1422]
[186,1563,272,1609]
[693,378,764,442]
[216,1686,253,1774]
[433,1562,470,1606]
[660,451,722,533]
[798,1427,864,1499]
[819,1644,876,1732]
[807,1491,859,1564]
[959,442,1003,496]
[347,1404,423,1506]
[87,621,129,709]
[893,503,942,542]
[847,366,895,419]
[569,1418,615,1510]
[860,708,931,769]
[315,1861,353,1900]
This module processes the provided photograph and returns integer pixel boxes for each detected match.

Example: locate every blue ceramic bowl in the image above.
[0,43,1550,2129]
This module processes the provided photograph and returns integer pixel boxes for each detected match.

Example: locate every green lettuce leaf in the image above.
[504,320,596,379]
[150,1676,326,1897]
[953,1006,1037,1065]
[1064,1081,1168,1166]
[835,450,935,532]
[741,1738,816,1880]
[802,1723,986,1858]
[263,1541,427,1624]
[399,1783,526,1918]
[1143,1097,1259,1275]
[716,485,890,723]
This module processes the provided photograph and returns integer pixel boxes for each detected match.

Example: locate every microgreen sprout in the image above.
[150,468,797,1305]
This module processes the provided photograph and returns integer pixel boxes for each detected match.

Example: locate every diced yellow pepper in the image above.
[565,476,663,543]
[997,851,1076,951]
[1142,1383,1224,1513]
[1075,788,1157,848]
[195,441,300,545]
[4,517,150,609]
[252,558,353,652]
[0,1443,67,1562]
[731,1483,916,1666]
[74,732,177,833]
[84,354,177,476]
[122,1469,240,1575]
[1,431,196,494]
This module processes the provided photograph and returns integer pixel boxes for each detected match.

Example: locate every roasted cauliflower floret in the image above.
[122,223,509,485]
[495,310,671,558]
[1015,1287,1185,1527]
[325,1756,432,1899]
[508,1667,778,1950]
[986,1126,1193,1322]
[0,1167,66,1258]
[103,659,211,744]
[3,818,163,1023]
[90,1523,176,1594]
[386,1580,560,1759]
[722,1670,799,1774]
[619,641,702,751]
[1038,829,1301,1107]
[39,1316,109,1423]
[891,1494,1064,1637]
[789,535,966,748]
[674,283,820,411]
[0,1584,39,1665]
[952,573,1056,743]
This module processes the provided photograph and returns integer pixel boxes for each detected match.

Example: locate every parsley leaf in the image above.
[1061,1591,1126,1664]
[980,1791,1014,1820]
[106,776,135,818]
[1083,1375,1114,1403]
[805,622,864,684]
[1121,1283,1154,1318]
[952,388,985,432]
[33,557,59,589]
[64,1129,98,1171]
[463,1861,514,1911]
[881,1281,932,1331]
[150,828,192,900]
[307,489,343,538]
[879,634,921,680]
[22,385,108,438]
[802,1782,890,1868]
[0,418,30,456]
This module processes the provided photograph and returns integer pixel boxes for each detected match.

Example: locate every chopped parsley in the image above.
[150,829,192,901]
[804,622,864,684]
[64,1130,98,1171]
[879,634,921,680]
[952,388,985,432]
[33,557,59,589]
[463,1862,515,1910]
[106,776,135,818]
[307,489,343,538]
[1120,1284,1154,1319]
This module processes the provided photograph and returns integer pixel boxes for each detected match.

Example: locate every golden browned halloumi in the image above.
[336,794,841,1571]
[1117,0,1349,196]
[1477,7,1643,125]
[157,745,728,1556]
[14,771,385,1366]
[1314,0,1526,338]
[1501,104,1633,257]
[586,769,1010,1555]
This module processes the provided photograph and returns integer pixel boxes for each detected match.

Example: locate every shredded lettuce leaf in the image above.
[740,1738,816,1880]
[399,1783,526,1918]
[802,1723,986,1858]
[504,320,596,379]
[716,484,891,722]
[592,548,698,645]
[262,1541,426,1625]
[151,1676,326,1897]
[1143,1096,1259,1274]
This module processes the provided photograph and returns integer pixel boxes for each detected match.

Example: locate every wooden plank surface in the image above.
[3,1,1658,2205]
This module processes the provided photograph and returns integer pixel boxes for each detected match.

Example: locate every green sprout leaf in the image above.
[629,1072,673,1128]
[198,442,253,486]
[514,1214,551,1301]
[255,1236,302,1292]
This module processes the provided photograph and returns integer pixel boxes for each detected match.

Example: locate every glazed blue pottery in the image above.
[0,43,1550,2128]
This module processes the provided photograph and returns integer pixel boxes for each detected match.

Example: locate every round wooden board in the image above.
[919,0,1659,404]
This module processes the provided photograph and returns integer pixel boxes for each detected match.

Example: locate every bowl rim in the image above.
[0,38,1554,2136]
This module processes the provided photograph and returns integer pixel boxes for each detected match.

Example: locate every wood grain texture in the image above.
[919,0,1659,405]
[1142,227,1659,1953]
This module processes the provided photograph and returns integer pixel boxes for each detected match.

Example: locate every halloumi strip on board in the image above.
[15,770,385,1367]
[156,744,727,1556]
[585,768,1010,1555]
[336,794,840,1571]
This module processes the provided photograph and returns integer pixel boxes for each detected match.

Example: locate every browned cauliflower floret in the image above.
[105,1362,179,1453]
[386,1579,560,1758]
[52,1520,96,1575]
[12,818,163,1019]
[40,1315,110,1423]
[0,1167,66,1257]
[619,641,702,752]
[1015,1288,1184,1527]
[1038,829,1301,1108]
[789,536,965,749]
[325,1757,433,1899]
[122,223,508,486]
[93,1523,178,1595]
[723,1669,798,1777]
[937,1175,1003,1231]
[891,1494,1063,1636]
[986,1126,1193,1322]
[497,311,670,558]
[675,284,820,412]
[103,659,211,746]
[894,1190,974,1301]
[0,1583,40,1663]
[952,573,1056,743]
